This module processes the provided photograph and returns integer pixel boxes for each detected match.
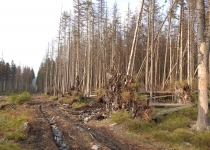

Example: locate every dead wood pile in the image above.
[175,84,194,104]
[100,70,151,121]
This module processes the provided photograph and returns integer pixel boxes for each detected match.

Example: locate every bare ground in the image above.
[20,95,160,150]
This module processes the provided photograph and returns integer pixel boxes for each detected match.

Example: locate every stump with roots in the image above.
[101,69,152,121]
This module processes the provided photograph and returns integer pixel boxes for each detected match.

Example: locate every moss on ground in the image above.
[109,106,210,150]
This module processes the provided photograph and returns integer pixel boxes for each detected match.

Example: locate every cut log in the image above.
[153,104,193,117]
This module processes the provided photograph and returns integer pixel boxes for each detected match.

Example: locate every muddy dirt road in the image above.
[21,95,155,150]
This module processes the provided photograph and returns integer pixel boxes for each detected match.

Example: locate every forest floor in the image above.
[14,94,168,150]
[1,94,203,150]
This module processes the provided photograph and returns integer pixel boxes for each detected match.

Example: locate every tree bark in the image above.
[192,0,209,131]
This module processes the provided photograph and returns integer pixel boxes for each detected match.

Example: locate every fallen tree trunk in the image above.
[149,102,191,107]
[147,95,173,100]
[153,104,193,118]
[141,91,174,95]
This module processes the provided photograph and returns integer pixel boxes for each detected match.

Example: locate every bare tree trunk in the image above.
[145,5,150,91]
[207,0,210,85]
[192,0,209,131]
[162,24,170,90]
[187,0,191,85]
[149,0,155,103]
[126,0,144,79]
[44,43,49,94]
[155,36,159,87]
[179,0,184,83]
[86,2,92,96]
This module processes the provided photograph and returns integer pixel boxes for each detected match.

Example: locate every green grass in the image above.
[8,93,18,103]
[0,140,23,150]
[109,106,210,149]
[8,92,31,105]
[110,110,131,124]
[48,96,57,101]
[72,101,87,108]
[0,108,28,149]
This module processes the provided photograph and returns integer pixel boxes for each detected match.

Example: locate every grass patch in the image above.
[8,92,31,105]
[110,110,131,124]
[157,116,190,132]
[194,131,210,149]
[58,97,75,104]
[48,96,57,101]
[8,93,18,103]
[72,102,87,109]
[0,140,23,150]
[0,108,28,149]
[108,105,210,149]
[58,91,85,106]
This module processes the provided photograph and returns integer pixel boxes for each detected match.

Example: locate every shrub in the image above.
[15,92,31,105]
[8,92,31,105]
[75,93,84,102]
[8,93,18,104]
[122,91,132,103]
[110,110,131,124]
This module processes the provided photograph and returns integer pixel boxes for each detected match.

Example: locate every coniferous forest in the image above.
[0,60,35,93]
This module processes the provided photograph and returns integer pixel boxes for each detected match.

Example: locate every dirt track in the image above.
[21,95,155,150]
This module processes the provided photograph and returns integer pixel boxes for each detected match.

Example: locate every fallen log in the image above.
[147,95,173,100]
[141,91,174,95]
[153,104,193,118]
[149,102,191,107]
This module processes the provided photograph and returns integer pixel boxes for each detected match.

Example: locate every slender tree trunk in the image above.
[192,0,209,131]
[149,0,155,102]
[179,0,184,83]
[126,0,144,77]
[145,5,150,91]
[44,43,49,94]
[187,0,191,85]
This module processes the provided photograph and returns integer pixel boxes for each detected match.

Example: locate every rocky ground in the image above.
[19,95,159,150]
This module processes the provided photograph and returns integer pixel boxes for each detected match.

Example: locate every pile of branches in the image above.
[99,69,151,121]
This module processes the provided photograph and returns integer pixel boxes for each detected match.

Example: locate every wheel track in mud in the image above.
[48,102,138,150]
[28,97,141,150]
[39,105,69,150]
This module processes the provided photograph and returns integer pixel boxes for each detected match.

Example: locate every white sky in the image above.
[0,0,142,76]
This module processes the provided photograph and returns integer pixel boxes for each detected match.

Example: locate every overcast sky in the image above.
[0,0,147,76]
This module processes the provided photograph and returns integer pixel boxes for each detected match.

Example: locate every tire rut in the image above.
[49,103,137,150]
[39,104,69,150]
